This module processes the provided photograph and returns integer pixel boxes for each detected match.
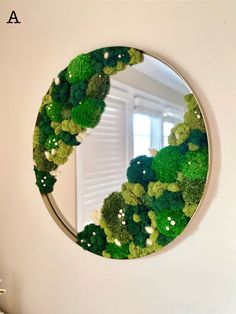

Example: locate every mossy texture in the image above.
[66,53,95,83]
[101,192,131,243]
[127,155,156,186]
[182,149,208,180]
[77,224,106,256]
[156,210,189,238]
[152,146,183,183]
[71,98,105,128]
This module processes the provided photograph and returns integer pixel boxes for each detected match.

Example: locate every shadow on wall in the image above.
[0,272,23,314]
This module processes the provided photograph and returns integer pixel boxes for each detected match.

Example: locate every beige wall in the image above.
[0,2,236,314]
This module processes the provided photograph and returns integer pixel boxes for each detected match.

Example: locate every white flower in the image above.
[149,148,158,157]
[114,239,121,247]
[145,226,154,234]
[90,208,102,226]
[146,239,153,246]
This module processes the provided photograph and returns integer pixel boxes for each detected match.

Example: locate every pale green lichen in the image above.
[168,123,190,146]
[128,48,144,65]
[184,94,205,132]
[132,213,140,223]
[128,241,162,259]
[51,120,84,136]
[121,182,145,206]
[46,140,73,165]
[182,203,198,218]
[33,127,40,149]
[148,181,181,198]
[148,210,157,229]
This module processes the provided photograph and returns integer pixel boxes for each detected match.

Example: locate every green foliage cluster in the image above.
[66,53,96,83]
[34,47,144,196]
[152,191,185,213]
[71,98,105,128]
[184,94,205,132]
[103,243,130,259]
[125,204,151,247]
[77,224,106,255]
[33,47,208,259]
[179,177,205,204]
[182,149,208,180]
[156,210,189,238]
[69,80,87,106]
[121,182,145,206]
[34,167,56,193]
[86,73,110,99]
[151,146,183,183]
[51,70,70,104]
[101,192,131,243]
[33,145,57,172]
[127,155,157,187]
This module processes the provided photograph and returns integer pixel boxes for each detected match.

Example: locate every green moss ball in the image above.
[101,192,131,243]
[156,210,189,238]
[86,73,110,99]
[66,53,96,84]
[152,146,182,183]
[180,178,206,204]
[71,98,105,128]
[182,149,208,180]
[77,224,106,256]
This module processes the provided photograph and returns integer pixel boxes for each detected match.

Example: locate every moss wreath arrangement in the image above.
[33,46,209,259]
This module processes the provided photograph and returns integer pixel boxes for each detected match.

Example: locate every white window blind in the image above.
[76,86,129,230]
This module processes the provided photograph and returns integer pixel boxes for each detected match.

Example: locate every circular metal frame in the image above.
[40,47,212,248]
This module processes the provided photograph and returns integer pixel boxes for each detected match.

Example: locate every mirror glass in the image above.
[33,46,209,259]
[53,52,190,230]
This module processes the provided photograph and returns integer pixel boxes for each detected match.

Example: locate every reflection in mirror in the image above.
[34,47,209,259]
[53,53,190,231]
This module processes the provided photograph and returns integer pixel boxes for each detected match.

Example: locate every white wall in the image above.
[0,1,236,313]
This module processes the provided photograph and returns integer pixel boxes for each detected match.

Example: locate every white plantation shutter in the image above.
[76,83,131,230]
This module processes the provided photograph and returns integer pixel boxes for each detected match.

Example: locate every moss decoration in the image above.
[121,182,145,206]
[34,167,57,193]
[33,46,208,259]
[182,149,208,180]
[103,242,130,259]
[184,94,205,132]
[156,210,189,238]
[46,102,63,122]
[152,191,185,213]
[86,73,110,99]
[101,192,131,243]
[69,81,87,106]
[77,224,107,255]
[125,204,151,247]
[127,155,157,187]
[51,70,70,104]
[71,98,105,128]
[152,146,183,183]
[33,145,57,172]
[66,53,96,83]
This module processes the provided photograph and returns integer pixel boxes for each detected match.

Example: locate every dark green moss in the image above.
[152,191,185,212]
[127,155,157,187]
[34,167,56,193]
[101,192,131,243]
[77,224,106,256]
[51,70,70,104]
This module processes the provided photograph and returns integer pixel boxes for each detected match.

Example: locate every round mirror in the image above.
[33,46,209,259]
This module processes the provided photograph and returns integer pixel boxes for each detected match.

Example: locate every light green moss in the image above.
[121,182,145,206]
[183,203,198,218]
